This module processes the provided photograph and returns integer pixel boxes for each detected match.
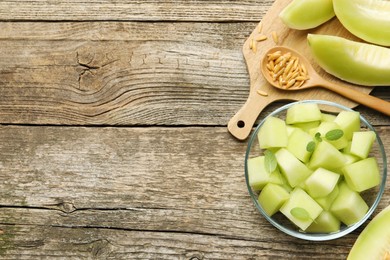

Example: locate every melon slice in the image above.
[316,121,349,150]
[333,110,360,141]
[347,205,390,260]
[279,0,335,30]
[315,184,339,211]
[304,168,340,198]
[286,103,322,124]
[286,128,313,163]
[349,131,376,159]
[258,116,288,149]
[247,154,284,191]
[342,157,380,192]
[275,148,312,187]
[292,121,320,133]
[321,113,337,122]
[309,141,346,170]
[306,211,341,233]
[280,188,323,231]
[258,183,290,216]
[330,182,368,226]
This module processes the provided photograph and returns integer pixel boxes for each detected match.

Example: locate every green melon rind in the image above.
[347,205,390,260]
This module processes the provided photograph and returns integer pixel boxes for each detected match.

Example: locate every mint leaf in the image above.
[326,129,344,141]
[290,207,311,221]
[264,150,277,173]
[315,132,322,142]
[306,141,316,153]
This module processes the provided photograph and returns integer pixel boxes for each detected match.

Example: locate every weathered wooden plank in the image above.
[0,126,389,258]
[0,224,359,259]
[0,22,389,126]
[0,1,273,22]
[0,22,251,126]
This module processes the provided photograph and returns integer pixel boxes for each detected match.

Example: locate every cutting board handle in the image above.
[227,90,272,141]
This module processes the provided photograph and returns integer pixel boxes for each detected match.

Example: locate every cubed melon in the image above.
[287,128,314,163]
[333,110,360,141]
[275,148,313,187]
[280,188,323,231]
[316,121,348,150]
[258,183,290,216]
[330,182,369,226]
[309,141,346,170]
[286,103,322,124]
[349,131,376,159]
[306,211,341,233]
[342,157,380,192]
[292,121,320,133]
[321,113,337,122]
[258,116,288,149]
[247,156,270,191]
[304,168,340,198]
[315,184,339,211]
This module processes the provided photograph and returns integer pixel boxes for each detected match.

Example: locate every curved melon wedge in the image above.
[333,0,390,46]
[307,34,390,86]
[347,205,390,260]
[279,0,335,30]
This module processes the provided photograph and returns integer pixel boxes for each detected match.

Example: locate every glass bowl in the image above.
[245,100,387,241]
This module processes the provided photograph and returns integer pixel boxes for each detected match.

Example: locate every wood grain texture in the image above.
[0,21,388,126]
[0,22,252,125]
[0,125,389,258]
[1,0,390,258]
[0,0,273,22]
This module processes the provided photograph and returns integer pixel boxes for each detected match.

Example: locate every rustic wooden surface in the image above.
[0,1,389,259]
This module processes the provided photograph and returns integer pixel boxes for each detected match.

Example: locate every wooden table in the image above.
[0,1,389,258]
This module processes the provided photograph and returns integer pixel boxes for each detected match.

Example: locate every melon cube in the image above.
[342,157,380,192]
[292,121,320,133]
[321,113,337,122]
[286,103,322,124]
[349,131,376,159]
[280,188,323,231]
[275,148,312,187]
[309,141,346,170]
[333,110,360,141]
[247,156,271,191]
[304,168,340,198]
[316,121,348,150]
[315,184,339,211]
[306,211,341,233]
[258,183,290,216]
[330,182,369,226]
[287,128,314,163]
[258,116,288,149]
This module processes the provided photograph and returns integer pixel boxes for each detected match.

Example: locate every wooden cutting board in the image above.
[228,0,374,140]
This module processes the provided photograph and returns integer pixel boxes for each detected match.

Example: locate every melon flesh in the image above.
[309,141,346,170]
[287,128,313,163]
[279,0,335,30]
[304,168,340,198]
[275,148,312,187]
[342,157,380,192]
[280,188,323,231]
[330,182,368,226]
[285,103,322,124]
[347,205,390,260]
[258,116,288,149]
[258,183,290,216]
[349,131,376,159]
[333,110,360,141]
[306,211,341,233]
